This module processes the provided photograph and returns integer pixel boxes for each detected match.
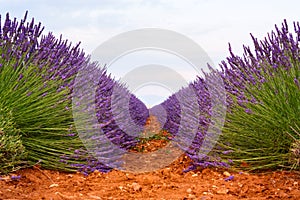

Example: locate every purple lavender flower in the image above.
[294,78,300,90]
[245,109,252,114]
[11,175,21,181]
[224,175,234,181]
[222,150,234,155]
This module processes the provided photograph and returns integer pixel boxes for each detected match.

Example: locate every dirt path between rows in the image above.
[1,161,300,200]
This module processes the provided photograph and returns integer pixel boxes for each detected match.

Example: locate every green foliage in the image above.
[0,53,90,173]
[0,106,27,174]
[219,46,300,171]
[288,125,300,169]
[0,15,89,172]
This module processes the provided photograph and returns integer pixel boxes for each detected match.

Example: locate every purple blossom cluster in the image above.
[0,11,85,86]
[0,12,43,63]
[220,20,300,108]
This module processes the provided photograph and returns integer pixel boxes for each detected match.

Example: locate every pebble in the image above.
[217,188,229,194]
[293,182,298,185]
[188,193,196,199]
[187,188,192,193]
[126,173,134,180]
[223,171,231,177]
[132,182,141,191]
[49,183,59,188]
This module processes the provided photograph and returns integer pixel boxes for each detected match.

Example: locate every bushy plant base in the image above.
[0,106,27,174]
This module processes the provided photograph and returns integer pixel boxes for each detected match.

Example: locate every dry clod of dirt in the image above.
[223,171,231,177]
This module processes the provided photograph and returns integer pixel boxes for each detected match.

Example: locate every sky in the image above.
[1,0,299,107]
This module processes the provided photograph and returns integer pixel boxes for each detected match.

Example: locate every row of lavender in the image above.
[150,71,229,172]
[218,20,300,170]
[0,12,149,174]
[152,19,300,170]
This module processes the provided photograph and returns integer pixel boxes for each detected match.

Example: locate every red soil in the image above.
[0,160,299,199]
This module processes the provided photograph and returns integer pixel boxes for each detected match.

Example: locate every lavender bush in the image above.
[0,11,89,172]
[217,20,300,170]
[0,12,149,174]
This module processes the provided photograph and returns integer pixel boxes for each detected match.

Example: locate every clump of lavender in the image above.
[218,20,300,170]
[0,11,150,174]
[0,11,90,172]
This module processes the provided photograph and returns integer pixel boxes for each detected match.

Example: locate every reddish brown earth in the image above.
[1,116,300,199]
[1,161,300,200]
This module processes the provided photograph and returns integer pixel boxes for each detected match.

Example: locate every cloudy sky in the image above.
[1,0,299,106]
